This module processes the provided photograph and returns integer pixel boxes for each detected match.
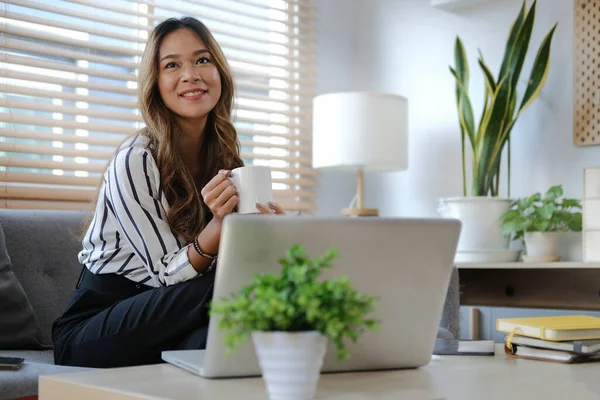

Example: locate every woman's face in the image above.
[157,28,221,127]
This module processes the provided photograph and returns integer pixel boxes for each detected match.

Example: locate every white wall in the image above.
[315,0,600,218]
[314,0,379,216]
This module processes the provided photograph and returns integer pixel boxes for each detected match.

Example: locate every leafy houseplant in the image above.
[439,0,559,261]
[499,185,582,260]
[210,244,378,399]
[450,0,557,197]
[500,185,582,239]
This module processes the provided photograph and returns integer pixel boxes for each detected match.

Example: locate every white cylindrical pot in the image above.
[252,331,327,400]
[437,197,512,251]
[525,231,558,257]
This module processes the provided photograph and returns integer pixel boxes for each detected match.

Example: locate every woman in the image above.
[52,17,284,368]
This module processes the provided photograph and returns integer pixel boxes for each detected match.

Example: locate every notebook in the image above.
[504,335,600,355]
[496,315,600,341]
[504,343,600,364]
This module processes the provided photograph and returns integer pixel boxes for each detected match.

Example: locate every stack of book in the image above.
[496,315,600,363]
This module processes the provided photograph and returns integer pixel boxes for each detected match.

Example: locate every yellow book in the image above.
[496,315,600,341]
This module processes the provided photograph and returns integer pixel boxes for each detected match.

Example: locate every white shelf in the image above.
[430,0,498,12]
[456,261,600,269]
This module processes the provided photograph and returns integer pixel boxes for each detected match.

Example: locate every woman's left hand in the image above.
[256,202,286,215]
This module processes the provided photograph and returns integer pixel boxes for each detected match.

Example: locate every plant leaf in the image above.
[538,203,555,219]
[562,198,581,208]
[451,39,470,197]
[518,23,558,112]
[477,51,498,151]
[569,212,582,231]
[497,0,527,84]
[505,0,536,90]
[451,41,471,188]
[544,185,563,201]
[451,37,475,146]
[500,209,520,222]
[495,22,557,156]
[478,76,512,194]
[488,1,536,178]
[532,219,549,231]
[478,53,497,94]
[518,197,533,209]
[454,36,469,92]
[483,2,535,182]
[502,217,530,236]
[477,49,492,151]
[449,66,476,145]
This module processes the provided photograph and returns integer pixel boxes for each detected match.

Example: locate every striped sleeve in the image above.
[104,145,198,286]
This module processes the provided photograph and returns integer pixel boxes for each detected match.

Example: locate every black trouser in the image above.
[52,267,215,368]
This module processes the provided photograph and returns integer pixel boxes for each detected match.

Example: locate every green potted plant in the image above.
[437,0,558,262]
[210,244,378,400]
[499,185,582,262]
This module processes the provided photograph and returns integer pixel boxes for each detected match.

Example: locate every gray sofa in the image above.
[0,210,89,400]
[0,209,460,400]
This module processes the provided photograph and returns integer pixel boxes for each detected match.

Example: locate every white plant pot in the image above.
[437,197,512,252]
[252,331,327,400]
[524,231,559,261]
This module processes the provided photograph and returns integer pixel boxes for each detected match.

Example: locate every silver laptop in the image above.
[162,215,460,378]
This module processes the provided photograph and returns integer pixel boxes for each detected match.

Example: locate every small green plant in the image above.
[209,245,379,360]
[499,185,582,240]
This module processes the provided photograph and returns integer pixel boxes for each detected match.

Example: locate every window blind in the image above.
[0,0,317,213]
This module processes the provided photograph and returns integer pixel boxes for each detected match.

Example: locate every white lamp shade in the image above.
[312,92,408,172]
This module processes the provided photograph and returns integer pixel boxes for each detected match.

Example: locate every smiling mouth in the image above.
[180,90,207,98]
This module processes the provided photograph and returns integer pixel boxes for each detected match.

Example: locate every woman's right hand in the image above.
[200,170,238,223]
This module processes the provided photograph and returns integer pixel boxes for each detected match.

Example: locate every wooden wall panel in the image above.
[574,0,600,146]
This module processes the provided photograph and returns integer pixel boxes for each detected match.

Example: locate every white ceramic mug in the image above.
[230,165,273,214]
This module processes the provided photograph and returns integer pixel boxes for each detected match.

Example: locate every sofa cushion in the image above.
[0,350,87,400]
[0,221,47,351]
[0,210,87,347]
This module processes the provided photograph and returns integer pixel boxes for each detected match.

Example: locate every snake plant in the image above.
[450,0,557,197]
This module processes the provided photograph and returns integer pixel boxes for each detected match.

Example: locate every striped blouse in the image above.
[77,134,199,287]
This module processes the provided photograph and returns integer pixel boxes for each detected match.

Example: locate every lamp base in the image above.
[342,207,379,217]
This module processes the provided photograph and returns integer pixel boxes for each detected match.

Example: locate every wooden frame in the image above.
[574,0,600,146]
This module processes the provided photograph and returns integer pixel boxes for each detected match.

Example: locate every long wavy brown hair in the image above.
[138,17,243,242]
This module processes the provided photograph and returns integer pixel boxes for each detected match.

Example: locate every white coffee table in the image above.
[39,344,600,400]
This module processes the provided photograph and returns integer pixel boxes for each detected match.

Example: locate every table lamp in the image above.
[312,92,408,217]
